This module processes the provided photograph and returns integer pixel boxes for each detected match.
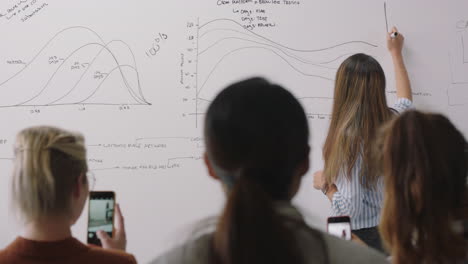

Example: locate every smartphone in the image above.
[327,216,352,240]
[87,191,115,246]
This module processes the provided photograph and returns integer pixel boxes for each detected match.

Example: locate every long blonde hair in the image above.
[323,53,392,188]
[12,126,88,222]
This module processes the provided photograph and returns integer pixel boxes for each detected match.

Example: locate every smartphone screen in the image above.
[327,216,352,240]
[87,191,115,246]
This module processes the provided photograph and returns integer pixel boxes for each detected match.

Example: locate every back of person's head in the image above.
[378,110,467,263]
[12,126,88,223]
[204,78,322,264]
[323,53,391,188]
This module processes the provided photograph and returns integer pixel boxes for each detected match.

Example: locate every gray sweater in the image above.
[149,204,388,264]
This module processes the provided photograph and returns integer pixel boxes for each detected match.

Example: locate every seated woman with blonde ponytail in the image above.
[150,78,387,264]
[0,126,136,264]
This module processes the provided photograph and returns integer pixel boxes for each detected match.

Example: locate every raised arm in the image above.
[388,26,413,101]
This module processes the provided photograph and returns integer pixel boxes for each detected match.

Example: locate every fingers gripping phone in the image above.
[87,191,115,246]
[327,216,352,240]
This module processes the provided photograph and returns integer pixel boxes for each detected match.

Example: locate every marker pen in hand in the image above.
[391,32,399,39]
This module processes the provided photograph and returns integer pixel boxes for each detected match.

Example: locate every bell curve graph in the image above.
[0,26,151,108]
[189,18,378,127]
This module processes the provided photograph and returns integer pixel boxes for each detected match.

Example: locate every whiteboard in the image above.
[0,0,466,262]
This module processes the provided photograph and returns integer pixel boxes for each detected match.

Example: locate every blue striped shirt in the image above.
[331,98,413,230]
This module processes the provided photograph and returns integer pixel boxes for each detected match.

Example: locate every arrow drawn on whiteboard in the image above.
[135,137,192,142]
[167,156,199,166]
[90,166,120,171]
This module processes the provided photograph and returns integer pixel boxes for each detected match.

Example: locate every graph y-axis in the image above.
[195,17,200,128]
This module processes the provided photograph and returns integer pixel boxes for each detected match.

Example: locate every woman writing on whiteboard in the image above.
[0,126,135,264]
[378,111,467,263]
[151,78,388,264]
[313,27,413,251]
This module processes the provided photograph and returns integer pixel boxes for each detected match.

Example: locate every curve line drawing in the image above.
[0,26,151,107]
[200,28,357,65]
[0,26,105,87]
[200,37,340,69]
[76,64,137,104]
[192,17,379,127]
[197,46,335,97]
[199,18,378,52]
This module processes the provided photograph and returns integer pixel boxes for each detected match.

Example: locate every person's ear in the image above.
[72,174,84,199]
[298,145,311,177]
[204,152,220,181]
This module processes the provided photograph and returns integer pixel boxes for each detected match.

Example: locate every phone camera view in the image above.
[88,193,115,246]
[328,222,352,240]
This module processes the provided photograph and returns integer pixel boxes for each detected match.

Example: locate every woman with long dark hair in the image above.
[151,78,387,264]
[378,110,468,263]
[313,27,413,251]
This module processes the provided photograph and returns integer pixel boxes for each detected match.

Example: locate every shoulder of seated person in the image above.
[0,241,136,264]
[149,234,212,264]
[320,232,388,263]
[86,246,137,264]
[153,230,388,264]
[0,249,10,260]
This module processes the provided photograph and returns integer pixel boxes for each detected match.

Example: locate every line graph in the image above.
[188,18,378,127]
[0,26,151,108]
[198,19,378,52]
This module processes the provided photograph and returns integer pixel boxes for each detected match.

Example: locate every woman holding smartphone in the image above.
[313,27,413,251]
[378,111,468,263]
[0,126,135,264]
[150,78,388,264]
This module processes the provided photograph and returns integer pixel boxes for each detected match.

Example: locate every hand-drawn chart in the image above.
[186,18,378,127]
[0,26,151,108]
[84,136,204,174]
[448,20,468,106]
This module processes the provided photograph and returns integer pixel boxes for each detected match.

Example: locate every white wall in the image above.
[0,0,467,263]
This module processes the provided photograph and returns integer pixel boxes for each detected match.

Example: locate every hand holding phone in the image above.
[96,204,127,251]
[87,191,115,246]
[327,216,352,240]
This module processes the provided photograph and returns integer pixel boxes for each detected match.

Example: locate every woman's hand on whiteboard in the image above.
[97,203,128,251]
[313,170,326,190]
[387,26,404,57]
